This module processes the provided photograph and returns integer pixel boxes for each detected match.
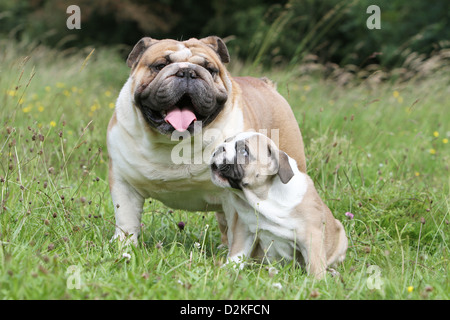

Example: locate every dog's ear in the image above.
[277,151,294,184]
[127,37,157,68]
[200,36,230,63]
[267,143,294,184]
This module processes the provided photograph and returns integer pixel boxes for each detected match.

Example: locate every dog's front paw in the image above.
[110,229,139,247]
[222,255,247,270]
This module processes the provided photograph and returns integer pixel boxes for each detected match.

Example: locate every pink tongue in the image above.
[164,107,197,132]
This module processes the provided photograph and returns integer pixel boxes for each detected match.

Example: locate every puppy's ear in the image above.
[277,151,294,184]
[200,36,230,63]
[267,143,294,184]
[127,37,157,68]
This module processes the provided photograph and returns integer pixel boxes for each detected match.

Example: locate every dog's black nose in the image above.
[176,68,197,79]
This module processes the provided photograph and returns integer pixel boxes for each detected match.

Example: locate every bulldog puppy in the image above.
[107,36,306,245]
[210,132,348,279]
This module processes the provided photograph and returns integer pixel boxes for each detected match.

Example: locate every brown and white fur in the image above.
[107,36,306,245]
[210,132,347,279]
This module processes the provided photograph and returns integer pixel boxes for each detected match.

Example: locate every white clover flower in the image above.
[272,282,283,290]
[268,267,279,277]
[122,252,131,260]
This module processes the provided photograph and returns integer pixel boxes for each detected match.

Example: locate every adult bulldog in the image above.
[107,36,306,244]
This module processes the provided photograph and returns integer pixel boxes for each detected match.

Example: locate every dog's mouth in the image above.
[162,95,198,132]
[138,93,214,134]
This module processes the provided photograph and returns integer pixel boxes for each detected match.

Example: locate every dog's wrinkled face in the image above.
[210,132,294,192]
[127,36,231,135]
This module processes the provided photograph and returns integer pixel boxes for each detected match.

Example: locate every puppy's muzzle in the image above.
[210,147,244,190]
[211,162,232,175]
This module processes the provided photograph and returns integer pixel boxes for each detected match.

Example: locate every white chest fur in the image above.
[108,78,245,211]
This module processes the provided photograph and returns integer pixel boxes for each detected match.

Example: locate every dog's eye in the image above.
[207,67,219,76]
[153,63,167,71]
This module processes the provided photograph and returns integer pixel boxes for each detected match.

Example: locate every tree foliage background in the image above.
[1,0,449,69]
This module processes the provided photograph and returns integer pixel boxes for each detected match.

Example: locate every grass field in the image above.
[0,39,449,300]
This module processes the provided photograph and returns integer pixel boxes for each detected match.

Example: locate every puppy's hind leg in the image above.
[327,219,348,268]
[299,230,328,280]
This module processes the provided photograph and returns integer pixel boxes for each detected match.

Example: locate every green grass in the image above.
[0,39,449,300]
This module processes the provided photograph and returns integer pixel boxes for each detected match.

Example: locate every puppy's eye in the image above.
[238,147,248,157]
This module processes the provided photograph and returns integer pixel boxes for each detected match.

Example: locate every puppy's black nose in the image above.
[218,164,231,173]
[176,68,197,79]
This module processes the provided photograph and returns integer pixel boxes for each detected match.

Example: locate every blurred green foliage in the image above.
[0,0,448,68]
